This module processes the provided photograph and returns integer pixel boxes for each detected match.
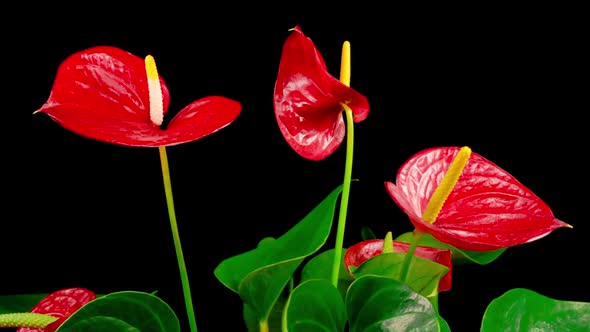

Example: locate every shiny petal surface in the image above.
[36,46,241,147]
[273,26,369,160]
[386,146,570,251]
[344,239,452,292]
[17,288,96,332]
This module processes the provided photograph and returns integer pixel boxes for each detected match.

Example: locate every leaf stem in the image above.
[260,319,269,332]
[159,146,198,332]
[400,230,425,283]
[330,105,355,287]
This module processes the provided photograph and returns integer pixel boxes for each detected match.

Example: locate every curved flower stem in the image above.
[400,230,425,283]
[330,41,354,288]
[330,105,355,287]
[159,146,198,332]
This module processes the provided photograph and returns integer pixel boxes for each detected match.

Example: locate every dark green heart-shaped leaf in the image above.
[300,248,353,299]
[481,288,590,331]
[58,317,138,331]
[395,232,506,265]
[346,275,442,332]
[0,294,47,314]
[283,279,346,331]
[214,185,343,325]
[56,291,180,332]
[352,252,448,308]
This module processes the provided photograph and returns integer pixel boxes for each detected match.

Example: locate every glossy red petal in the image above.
[17,287,96,332]
[36,46,172,146]
[164,96,242,146]
[36,46,241,147]
[344,239,452,291]
[386,146,570,251]
[273,26,369,160]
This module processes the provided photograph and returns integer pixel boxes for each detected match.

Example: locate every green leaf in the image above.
[214,185,343,324]
[438,315,451,332]
[481,288,590,331]
[395,231,506,265]
[58,317,138,331]
[0,294,47,314]
[243,296,287,332]
[257,236,276,248]
[361,226,377,240]
[346,275,441,332]
[300,248,354,299]
[283,279,346,332]
[352,252,448,307]
[56,291,180,332]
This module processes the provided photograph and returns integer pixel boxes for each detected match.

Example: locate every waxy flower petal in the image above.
[36,46,241,147]
[273,26,369,160]
[386,146,570,251]
[17,287,96,332]
[344,239,452,292]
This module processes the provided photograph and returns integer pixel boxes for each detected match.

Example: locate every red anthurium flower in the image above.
[344,239,452,292]
[35,46,241,147]
[273,26,370,160]
[385,146,571,252]
[17,287,96,332]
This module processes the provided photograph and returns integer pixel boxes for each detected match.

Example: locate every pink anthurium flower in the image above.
[273,25,370,160]
[344,239,453,292]
[17,287,96,332]
[35,46,241,147]
[385,146,571,252]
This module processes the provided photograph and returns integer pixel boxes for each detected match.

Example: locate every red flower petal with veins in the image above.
[17,287,96,332]
[36,46,241,147]
[344,239,452,292]
[273,26,369,160]
[385,146,570,251]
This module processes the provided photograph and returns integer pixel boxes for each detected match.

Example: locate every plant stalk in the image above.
[159,146,198,332]
[330,105,355,287]
[330,40,355,288]
[400,230,425,282]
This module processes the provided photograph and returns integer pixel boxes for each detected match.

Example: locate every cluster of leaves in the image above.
[1,25,588,332]
[215,26,587,331]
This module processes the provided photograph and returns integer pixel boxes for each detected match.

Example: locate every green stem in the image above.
[330,106,355,287]
[400,230,425,283]
[159,146,198,332]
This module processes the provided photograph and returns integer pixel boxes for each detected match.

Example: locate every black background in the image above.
[8,3,589,331]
